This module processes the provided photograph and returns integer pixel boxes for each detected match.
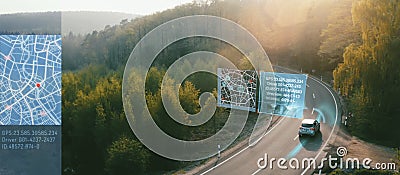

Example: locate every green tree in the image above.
[334,0,400,146]
[319,0,361,71]
[179,81,201,115]
[62,32,84,70]
[145,67,164,94]
[105,136,150,175]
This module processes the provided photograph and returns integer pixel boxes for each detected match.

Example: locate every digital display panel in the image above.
[217,68,258,112]
[258,72,307,118]
[0,35,61,175]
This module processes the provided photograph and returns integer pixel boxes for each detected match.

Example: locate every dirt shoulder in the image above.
[174,115,283,175]
[321,125,399,173]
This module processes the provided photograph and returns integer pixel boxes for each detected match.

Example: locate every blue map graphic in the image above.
[0,35,62,125]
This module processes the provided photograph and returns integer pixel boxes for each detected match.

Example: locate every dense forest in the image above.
[1,0,395,174]
[331,0,400,147]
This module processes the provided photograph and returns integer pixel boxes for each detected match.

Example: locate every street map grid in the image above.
[217,68,257,112]
[0,35,61,125]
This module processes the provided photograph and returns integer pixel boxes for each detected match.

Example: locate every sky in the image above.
[0,0,194,15]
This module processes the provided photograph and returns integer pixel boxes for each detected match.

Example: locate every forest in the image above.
[333,0,400,147]
[59,0,400,174]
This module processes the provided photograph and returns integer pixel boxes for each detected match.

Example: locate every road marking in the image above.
[252,66,339,175]
[200,117,286,175]
[300,76,339,175]
[293,135,299,141]
[251,167,262,175]
[251,138,307,175]
[249,114,274,146]
[306,84,310,88]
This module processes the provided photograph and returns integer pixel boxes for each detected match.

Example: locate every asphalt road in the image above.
[197,66,341,175]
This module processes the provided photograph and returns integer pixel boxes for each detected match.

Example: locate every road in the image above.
[197,66,341,175]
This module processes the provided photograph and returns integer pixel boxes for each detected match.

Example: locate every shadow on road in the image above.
[299,132,323,151]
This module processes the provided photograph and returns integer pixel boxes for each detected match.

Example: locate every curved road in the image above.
[197,66,341,175]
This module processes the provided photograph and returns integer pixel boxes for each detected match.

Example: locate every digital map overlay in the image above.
[217,68,258,112]
[0,35,62,125]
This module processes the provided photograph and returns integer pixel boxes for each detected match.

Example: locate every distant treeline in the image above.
[0,12,61,34]
[0,31,39,35]
[0,11,138,35]
[62,0,335,72]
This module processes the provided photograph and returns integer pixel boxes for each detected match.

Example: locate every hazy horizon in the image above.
[0,10,140,15]
[0,0,193,15]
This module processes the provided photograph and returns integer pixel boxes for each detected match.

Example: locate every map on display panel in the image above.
[217,68,258,112]
[0,35,62,125]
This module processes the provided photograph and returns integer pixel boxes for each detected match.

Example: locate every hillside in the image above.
[0,12,61,34]
[0,11,139,35]
[61,11,139,35]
